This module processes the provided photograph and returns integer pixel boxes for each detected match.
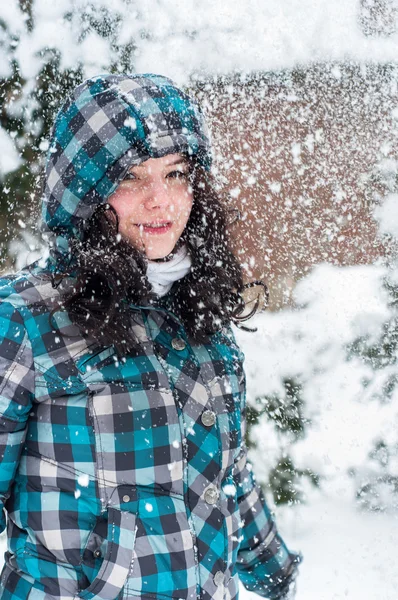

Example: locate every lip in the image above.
[135,222,173,235]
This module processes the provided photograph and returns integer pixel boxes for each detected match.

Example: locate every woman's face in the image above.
[108,153,193,260]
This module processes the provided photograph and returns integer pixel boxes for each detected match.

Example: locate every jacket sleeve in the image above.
[233,366,301,599]
[0,300,34,532]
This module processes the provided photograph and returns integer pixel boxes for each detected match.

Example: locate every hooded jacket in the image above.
[0,74,299,600]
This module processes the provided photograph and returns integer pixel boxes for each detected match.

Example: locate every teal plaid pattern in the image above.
[0,268,299,600]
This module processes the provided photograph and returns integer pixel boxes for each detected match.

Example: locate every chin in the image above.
[145,246,175,260]
[145,237,182,260]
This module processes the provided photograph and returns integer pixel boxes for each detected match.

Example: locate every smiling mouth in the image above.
[135,222,173,234]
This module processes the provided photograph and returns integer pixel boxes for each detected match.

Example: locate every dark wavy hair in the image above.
[57,160,246,356]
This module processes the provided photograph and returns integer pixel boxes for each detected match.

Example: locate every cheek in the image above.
[108,192,135,222]
[177,194,193,223]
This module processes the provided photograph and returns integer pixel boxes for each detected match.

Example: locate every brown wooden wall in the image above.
[192,63,398,308]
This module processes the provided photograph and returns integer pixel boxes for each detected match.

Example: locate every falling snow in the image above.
[77,473,90,487]
[1,1,398,599]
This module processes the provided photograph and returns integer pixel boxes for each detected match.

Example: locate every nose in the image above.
[143,179,171,211]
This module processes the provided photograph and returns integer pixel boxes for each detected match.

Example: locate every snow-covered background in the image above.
[2,0,398,86]
[235,256,398,599]
[2,1,398,598]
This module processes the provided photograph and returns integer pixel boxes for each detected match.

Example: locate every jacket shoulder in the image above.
[0,263,61,311]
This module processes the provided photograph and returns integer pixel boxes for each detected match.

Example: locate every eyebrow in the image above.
[132,157,189,171]
[167,157,189,167]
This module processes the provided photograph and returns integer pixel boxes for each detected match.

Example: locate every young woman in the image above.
[0,74,300,600]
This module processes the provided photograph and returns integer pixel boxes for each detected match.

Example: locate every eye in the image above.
[167,170,189,179]
[123,171,137,181]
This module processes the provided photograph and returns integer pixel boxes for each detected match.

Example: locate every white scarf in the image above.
[146,244,192,297]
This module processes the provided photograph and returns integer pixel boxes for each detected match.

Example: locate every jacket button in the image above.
[93,549,101,558]
[201,410,216,427]
[214,571,224,586]
[122,494,130,503]
[171,337,186,351]
[204,486,219,505]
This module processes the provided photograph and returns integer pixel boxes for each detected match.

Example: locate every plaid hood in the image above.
[41,73,212,266]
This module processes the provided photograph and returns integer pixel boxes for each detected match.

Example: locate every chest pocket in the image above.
[34,344,146,400]
[33,334,108,400]
[76,346,126,384]
[75,344,168,390]
[34,357,88,401]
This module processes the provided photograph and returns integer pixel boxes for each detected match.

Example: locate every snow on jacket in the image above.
[0,74,299,600]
